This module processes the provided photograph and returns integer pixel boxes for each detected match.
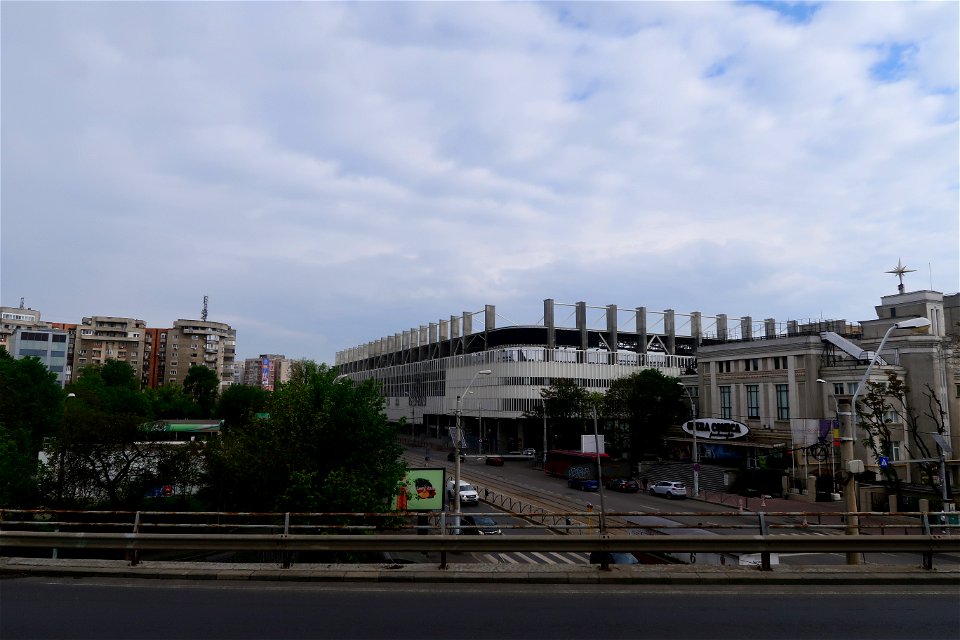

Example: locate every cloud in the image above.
[2,1,956,366]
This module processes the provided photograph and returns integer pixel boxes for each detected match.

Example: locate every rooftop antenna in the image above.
[201,295,209,321]
[886,258,915,294]
[19,297,25,309]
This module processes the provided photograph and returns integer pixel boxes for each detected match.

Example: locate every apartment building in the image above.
[6,326,71,387]
[0,305,44,351]
[69,316,148,382]
[242,354,294,390]
[164,319,237,390]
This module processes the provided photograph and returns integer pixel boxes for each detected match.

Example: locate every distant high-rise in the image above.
[165,319,237,390]
[242,354,294,390]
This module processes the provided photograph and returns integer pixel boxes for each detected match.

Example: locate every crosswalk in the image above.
[476,551,591,565]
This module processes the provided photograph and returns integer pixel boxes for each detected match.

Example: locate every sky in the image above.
[2,1,958,367]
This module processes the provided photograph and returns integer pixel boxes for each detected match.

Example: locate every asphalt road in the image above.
[2,577,957,640]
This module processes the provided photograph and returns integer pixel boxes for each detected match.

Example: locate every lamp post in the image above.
[817,379,842,499]
[591,405,607,535]
[846,316,931,565]
[683,386,699,498]
[453,369,492,534]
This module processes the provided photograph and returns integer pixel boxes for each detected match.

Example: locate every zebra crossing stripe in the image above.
[529,552,559,564]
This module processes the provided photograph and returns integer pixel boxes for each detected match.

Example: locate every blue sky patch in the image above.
[869,42,918,83]
[741,1,822,25]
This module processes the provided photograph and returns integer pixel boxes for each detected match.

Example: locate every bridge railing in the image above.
[2,508,958,571]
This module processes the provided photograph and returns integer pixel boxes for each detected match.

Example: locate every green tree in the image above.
[858,371,950,499]
[183,365,220,418]
[524,379,591,451]
[215,384,269,429]
[0,347,65,507]
[202,362,405,512]
[605,369,687,460]
[145,383,197,419]
[44,359,199,508]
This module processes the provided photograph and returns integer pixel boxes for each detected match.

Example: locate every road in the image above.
[2,577,957,640]
[406,448,960,568]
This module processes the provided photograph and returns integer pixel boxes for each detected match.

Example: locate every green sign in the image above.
[393,467,445,512]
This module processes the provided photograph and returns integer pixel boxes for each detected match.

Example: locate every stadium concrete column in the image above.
[450,315,459,355]
[544,299,555,356]
[691,312,702,353]
[485,305,495,347]
[636,307,647,356]
[717,314,728,341]
[606,304,618,361]
[741,316,753,340]
[765,318,777,339]
[664,309,676,355]
[577,301,588,353]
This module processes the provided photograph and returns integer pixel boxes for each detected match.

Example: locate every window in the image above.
[717,361,732,373]
[956,384,960,399]
[746,385,760,418]
[833,383,844,396]
[719,386,732,420]
[891,442,902,461]
[744,358,760,371]
[773,356,788,370]
[847,383,858,395]
[776,384,790,420]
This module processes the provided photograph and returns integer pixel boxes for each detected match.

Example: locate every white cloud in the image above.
[2,1,956,365]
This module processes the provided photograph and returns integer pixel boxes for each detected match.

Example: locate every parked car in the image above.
[605,478,640,493]
[649,480,687,499]
[589,551,639,565]
[446,480,479,505]
[485,455,504,466]
[508,449,536,457]
[460,514,502,535]
[567,476,599,491]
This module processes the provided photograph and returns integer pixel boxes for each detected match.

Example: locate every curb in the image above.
[3,558,958,586]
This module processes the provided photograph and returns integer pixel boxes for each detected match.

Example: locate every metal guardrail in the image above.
[3,508,958,571]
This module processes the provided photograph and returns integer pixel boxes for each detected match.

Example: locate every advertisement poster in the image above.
[393,467,444,512]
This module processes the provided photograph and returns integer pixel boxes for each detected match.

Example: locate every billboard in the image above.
[393,467,445,512]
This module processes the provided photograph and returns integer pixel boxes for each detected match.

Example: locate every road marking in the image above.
[497,553,519,564]
[529,552,559,564]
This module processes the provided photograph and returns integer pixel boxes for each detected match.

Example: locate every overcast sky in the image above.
[2,2,957,366]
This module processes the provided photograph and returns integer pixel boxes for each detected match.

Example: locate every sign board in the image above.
[393,468,444,512]
[932,433,953,455]
[581,435,605,454]
[879,457,889,468]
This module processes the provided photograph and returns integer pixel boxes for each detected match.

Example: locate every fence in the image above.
[3,508,959,571]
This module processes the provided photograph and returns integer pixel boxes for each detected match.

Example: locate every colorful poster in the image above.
[393,467,444,512]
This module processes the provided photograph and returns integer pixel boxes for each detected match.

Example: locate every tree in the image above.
[201,362,405,512]
[183,365,220,418]
[215,384,269,430]
[44,359,199,508]
[524,379,590,451]
[145,383,197,420]
[605,369,687,460]
[858,371,951,499]
[0,347,65,507]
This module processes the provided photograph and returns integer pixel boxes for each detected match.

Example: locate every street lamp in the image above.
[816,379,841,498]
[682,386,699,498]
[452,369,492,534]
[845,316,931,565]
[591,405,607,535]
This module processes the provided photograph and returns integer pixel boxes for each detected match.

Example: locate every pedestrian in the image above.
[424,446,431,463]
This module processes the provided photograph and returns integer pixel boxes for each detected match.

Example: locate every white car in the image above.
[649,480,687,499]
[446,480,479,505]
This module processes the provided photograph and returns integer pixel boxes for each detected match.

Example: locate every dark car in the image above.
[589,551,639,565]
[605,478,640,493]
[460,514,502,535]
[485,455,504,466]
[567,476,599,491]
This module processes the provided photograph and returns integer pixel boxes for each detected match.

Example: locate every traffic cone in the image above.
[760,494,767,508]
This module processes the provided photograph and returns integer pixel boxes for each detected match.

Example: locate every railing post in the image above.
[128,511,141,566]
[282,512,291,569]
[439,512,447,569]
[758,512,772,571]
[921,512,933,570]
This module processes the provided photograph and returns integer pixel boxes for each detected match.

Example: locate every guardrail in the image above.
[3,508,958,572]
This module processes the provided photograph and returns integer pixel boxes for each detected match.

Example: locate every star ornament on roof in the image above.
[886,258,916,292]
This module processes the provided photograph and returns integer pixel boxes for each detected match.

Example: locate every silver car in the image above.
[649,480,687,499]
